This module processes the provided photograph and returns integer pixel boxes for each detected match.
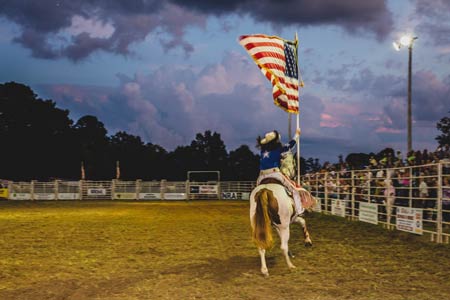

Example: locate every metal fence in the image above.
[305,161,450,243]
[1,179,256,201]
[1,161,449,243]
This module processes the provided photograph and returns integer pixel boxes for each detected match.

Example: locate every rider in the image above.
[256,128,314,220]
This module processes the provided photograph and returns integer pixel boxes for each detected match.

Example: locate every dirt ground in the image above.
[0,200,449,300]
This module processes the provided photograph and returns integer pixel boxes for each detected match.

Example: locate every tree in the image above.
[0,82,75,180]
[73,115,111,179]
[228,145,259,180]
[436,112,450,147]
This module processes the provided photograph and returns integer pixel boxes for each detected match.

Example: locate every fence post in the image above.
[136,179,141,200]
[111,179,116,200]
[437,162,443,243]
[31,180,35,201]
[79,180,83,200]
[55,180,59,200]
[351,170,355,220]
[161,180,166,200]
[185,180,190,201]
[324,172,329,213]
[409,167,413,208]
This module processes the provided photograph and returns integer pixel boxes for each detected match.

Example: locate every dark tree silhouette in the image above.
[436,112,450,147]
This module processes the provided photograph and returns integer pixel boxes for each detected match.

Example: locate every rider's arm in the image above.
[284,128,301,151]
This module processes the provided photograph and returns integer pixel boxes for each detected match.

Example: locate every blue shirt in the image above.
[260,139,296,170]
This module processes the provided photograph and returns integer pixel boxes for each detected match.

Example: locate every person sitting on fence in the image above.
[256,129,315,219]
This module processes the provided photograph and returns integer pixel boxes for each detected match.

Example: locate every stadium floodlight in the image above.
[392,34,418,153]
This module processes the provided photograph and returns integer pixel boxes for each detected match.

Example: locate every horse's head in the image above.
[281,151,296,180]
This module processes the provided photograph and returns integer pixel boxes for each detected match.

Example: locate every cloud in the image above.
[0,1,205,60]
[413,0,450,47]
[0,0,393,61]
[173,0,393,40]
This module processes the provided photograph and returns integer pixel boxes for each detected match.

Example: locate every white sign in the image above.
[396,207,423,235]
[10,193,31,200]
[139,193,161,200]
[331,199,346,217]
[241,192,250,200]
[313,197,322,213]
[58,193,80,200]
[88,188,107,196]
[114,192,136,200]
[222,192,238,199]
[359,202,378,225]
[34,193,56,200]
[164,193,187,200]
[199,185,218,194]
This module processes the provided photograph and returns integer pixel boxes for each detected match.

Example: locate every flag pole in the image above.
[295,32,301,186]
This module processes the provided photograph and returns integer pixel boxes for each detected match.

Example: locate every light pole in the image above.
[393,35,418,154]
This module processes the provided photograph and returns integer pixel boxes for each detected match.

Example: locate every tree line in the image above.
[1,82,448,181]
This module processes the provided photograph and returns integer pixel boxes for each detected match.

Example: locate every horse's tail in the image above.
[252,189,274,250]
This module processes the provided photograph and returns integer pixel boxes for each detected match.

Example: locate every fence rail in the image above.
[306,161,450,244]
[1,161,449,243]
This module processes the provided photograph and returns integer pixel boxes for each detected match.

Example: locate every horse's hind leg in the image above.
[294,216,312,247]
[278,226,296,269]
[258,248,269,277]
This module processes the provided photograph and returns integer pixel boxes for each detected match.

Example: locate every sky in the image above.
[1,0,449,163]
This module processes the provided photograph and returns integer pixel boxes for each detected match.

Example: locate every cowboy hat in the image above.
[260,131,279,145]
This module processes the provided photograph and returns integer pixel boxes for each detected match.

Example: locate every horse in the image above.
[249,182,312,277]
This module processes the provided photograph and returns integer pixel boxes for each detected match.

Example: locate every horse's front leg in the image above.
[258,248,269,277]
[278,226,296,269]
[293,216,312,247]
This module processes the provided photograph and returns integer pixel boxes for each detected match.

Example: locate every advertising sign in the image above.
[0,188,8,198]
[222,192,238,199]
[9,193,31,200]
[359,202,378,225]
[199,185,218,194]
[331,199,346,217]
[114,193,136,200]
[313,197,322,213]
[241,192,250,200]
[164,193,187,200]
[34,193,56,200]
[139,193,161,200]
[87,188,107,196]
[396,207,423,235]
[58,193,80,200]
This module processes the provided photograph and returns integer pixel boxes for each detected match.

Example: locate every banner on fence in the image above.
[58,193,80,200]
[165,193,187,200]
[87,188,107,196]
[359,202,378,225]
[9,193,31,200]
[114,193,136,200]
[313,197,322,213]
[199,185,218,194]
[139,193,161,200]
[34,193,56,200]
[0,188,8,198]
[222,192,238,199]
[331,200,346,217]
[396,207,423,235]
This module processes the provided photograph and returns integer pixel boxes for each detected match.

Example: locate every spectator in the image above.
[418,175,428,209]
[442,176,450,227]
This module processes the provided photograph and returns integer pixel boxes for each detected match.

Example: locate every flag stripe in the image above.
[239,34,300,113]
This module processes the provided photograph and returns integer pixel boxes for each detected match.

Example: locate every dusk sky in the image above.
[1,0,449,163]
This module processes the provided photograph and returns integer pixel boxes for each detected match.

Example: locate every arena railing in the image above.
[2,161,449,243]
[305,161,450,244]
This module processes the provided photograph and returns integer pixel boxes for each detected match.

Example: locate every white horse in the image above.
[249,183,312,277]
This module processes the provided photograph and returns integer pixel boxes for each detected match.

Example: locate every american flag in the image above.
[239,34,301,113]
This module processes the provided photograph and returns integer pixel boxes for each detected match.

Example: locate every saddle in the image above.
[259,178,293,197]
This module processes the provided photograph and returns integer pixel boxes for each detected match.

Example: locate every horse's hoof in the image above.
[289,265,297,270]
[262,272,269,277]
[288,251,295,258]
[304,242,313,247]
